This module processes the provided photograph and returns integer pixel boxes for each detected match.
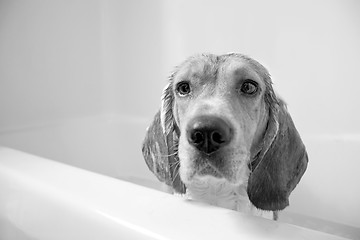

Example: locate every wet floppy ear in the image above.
[247,96,308,211]
[142,83,186,194]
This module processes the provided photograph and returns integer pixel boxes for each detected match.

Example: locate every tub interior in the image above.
[0,114,359,239]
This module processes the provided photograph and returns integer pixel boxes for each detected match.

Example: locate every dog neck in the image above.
[185,176,273,219]
[185,176,250,211]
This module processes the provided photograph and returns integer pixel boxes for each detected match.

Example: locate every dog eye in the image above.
[176,82,191,96]
[240,80,258,95]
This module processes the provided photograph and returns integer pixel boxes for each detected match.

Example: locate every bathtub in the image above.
[0,114,359,240]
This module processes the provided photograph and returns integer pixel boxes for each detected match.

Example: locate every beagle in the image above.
[142,53,308,220]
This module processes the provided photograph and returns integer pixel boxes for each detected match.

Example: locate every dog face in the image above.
[143,53,308,211]
[171,55,268,185]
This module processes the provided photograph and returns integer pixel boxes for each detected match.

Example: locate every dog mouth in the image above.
[197,163,224,178]
[179,145,250,186]
[181,164,223,185]
[180,154,235,184]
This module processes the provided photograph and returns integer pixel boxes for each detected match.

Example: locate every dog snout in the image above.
[186,116,232,155]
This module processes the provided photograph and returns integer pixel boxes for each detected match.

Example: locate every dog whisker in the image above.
[169,159,180,168]
[171,162,181,184]
[153,152,178,158]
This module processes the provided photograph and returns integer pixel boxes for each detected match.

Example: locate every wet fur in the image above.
[142,53,308,219]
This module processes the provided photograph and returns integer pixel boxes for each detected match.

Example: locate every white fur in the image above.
[184,176,273,219]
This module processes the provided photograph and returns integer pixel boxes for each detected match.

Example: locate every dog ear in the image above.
[247,95,308,211]
[142,83,186,194]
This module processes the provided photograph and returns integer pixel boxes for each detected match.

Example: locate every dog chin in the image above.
[180,163,245,186]
[178,147,250,186]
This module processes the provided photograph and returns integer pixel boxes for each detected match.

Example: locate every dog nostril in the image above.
[211,131,225,144]
[191,131,205,144]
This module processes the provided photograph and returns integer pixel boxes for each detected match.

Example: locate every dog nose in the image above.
[187,116,232,154]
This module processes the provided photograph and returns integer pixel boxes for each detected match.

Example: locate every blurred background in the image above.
[0,0,359,229]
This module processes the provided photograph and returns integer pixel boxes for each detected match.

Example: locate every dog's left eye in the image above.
[240,80,258,95]
[176,82,191,96]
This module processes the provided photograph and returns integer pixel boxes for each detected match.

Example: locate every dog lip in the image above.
[196,162,225,179]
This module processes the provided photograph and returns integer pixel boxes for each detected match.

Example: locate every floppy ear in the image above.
[142,83,186,194]
[247,96,308,211]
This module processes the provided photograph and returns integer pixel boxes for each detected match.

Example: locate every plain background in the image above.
[1,0,360,135]
[1,0,360,228]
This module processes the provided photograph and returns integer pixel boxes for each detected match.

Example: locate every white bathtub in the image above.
[0,114,359,240]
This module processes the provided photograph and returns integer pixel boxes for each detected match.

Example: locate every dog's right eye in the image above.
[240,80,258,95]
[176,82,191,96]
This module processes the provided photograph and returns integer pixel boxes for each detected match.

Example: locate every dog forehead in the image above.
[174,54,218,82]
[173,54,268,84]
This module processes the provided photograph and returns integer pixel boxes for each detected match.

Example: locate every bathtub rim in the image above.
[0,146,356,240]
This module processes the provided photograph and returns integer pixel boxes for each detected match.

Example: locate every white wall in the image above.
[0,0,165,130]
[2,0,359,136]
[101,0,165,117]
[0,0,105,130]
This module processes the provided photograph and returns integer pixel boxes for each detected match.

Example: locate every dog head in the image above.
[142,53,308,211]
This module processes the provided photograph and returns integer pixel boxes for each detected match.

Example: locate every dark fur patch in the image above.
[247,100,308,211]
